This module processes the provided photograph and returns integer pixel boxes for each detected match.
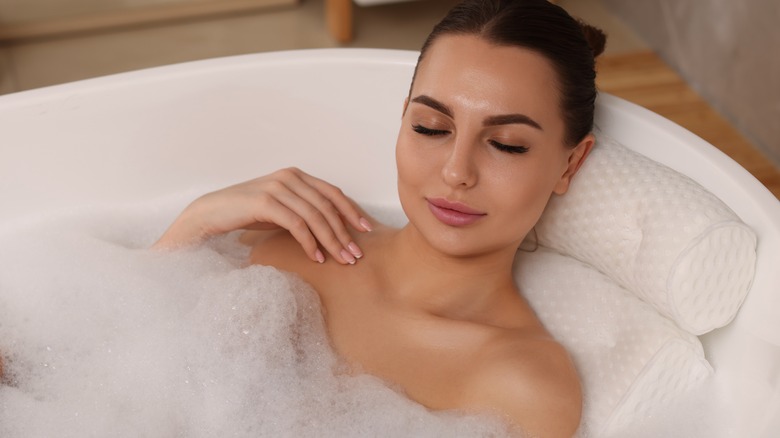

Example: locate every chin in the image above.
[412,215,511,258]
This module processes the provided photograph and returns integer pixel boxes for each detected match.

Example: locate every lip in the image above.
[426,197,486,227]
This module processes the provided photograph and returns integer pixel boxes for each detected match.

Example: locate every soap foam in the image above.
[0,196,511,438]
[0,194,735,438]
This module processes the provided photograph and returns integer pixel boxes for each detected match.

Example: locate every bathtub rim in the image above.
[1,47,779,436]
[2,47,779,338]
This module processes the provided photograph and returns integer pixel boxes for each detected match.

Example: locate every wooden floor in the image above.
[596,51,780,199]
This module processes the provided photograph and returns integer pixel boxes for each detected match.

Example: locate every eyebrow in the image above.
[410,94,544,131]
[411,95,453,118]
[484,113,543,131]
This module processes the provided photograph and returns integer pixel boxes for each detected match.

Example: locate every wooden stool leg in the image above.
[326,0,352,43]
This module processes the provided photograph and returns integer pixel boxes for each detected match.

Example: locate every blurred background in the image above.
[0,0,777,197]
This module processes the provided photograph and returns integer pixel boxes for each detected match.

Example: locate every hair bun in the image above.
[578,20,607,58]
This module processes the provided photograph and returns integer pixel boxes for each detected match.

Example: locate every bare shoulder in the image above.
[464,331,582,438]
[242,211,390,275]
[243,229,313,275]
[241,221,389,287]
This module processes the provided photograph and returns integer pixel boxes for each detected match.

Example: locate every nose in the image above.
[441,137,478,188]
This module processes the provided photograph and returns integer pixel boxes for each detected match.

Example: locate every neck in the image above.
[378,224,520,322]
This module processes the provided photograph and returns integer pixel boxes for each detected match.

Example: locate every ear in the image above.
[402,97,409,117]
[553,133,595,195]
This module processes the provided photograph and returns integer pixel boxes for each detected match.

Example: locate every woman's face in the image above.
[396,34,593,258]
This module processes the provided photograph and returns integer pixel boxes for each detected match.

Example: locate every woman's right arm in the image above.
[152,167,371,265]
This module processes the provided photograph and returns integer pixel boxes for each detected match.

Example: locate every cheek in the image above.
[395,133,431,189]
[395,136,412,186]
[490,158,564,230]
[395,134,419,206]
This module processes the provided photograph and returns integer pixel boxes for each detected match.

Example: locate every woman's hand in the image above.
[152,168,372,264]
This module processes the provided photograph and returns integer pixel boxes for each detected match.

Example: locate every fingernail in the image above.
[359,217,373,232]
[314,249,325,264]
[347,241,363,259]
[340,249,356,265]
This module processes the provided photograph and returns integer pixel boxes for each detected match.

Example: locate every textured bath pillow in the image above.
[533,128,757,335]
[514,248,714,437]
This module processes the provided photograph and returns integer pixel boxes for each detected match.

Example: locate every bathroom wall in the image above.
[0,0,196,23]
[604,0,780,165]
[0,47,15,94]
[0,0,296,43]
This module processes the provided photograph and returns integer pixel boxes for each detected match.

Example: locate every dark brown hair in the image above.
[411,0,607,146]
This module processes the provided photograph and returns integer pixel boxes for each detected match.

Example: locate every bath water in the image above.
[0,192,730,437]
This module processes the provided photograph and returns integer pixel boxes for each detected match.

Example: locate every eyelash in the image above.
[489,140,530,154]
[412,124,449,136]
[411,124,530,154]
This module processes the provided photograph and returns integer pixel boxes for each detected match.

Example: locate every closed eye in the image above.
[412,124,450,136]
[490,140,529,154]
[413,124,528,154]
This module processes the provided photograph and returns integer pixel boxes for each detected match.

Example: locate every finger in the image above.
[296,171,372,233]
[274,170,362,261]
[278,174,361,258]
[257,195,324,263]
[265,180,357,265]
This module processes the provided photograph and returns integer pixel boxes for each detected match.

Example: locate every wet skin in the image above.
[242,34,593,438]
[2,33,593,438]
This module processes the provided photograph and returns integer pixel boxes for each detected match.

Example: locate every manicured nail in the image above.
[314,249,325,264]
[359,217,373,232]
[340,249,356,265]
[348,241,363,259]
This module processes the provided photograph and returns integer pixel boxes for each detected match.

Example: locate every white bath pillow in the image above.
[514,248,714,437]
[534,128,757,335]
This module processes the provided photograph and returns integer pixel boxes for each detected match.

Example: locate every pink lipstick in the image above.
[426,198,486,227]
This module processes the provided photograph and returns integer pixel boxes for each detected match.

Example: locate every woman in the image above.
[156,0,606,436]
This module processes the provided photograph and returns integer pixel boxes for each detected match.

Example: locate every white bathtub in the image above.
[1,49,779,436]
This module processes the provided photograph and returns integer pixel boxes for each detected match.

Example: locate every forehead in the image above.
[412,34,561,118]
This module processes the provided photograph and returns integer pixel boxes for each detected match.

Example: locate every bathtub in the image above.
[1,49,779,436]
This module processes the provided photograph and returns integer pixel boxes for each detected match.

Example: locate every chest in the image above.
[311,272,484,410]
